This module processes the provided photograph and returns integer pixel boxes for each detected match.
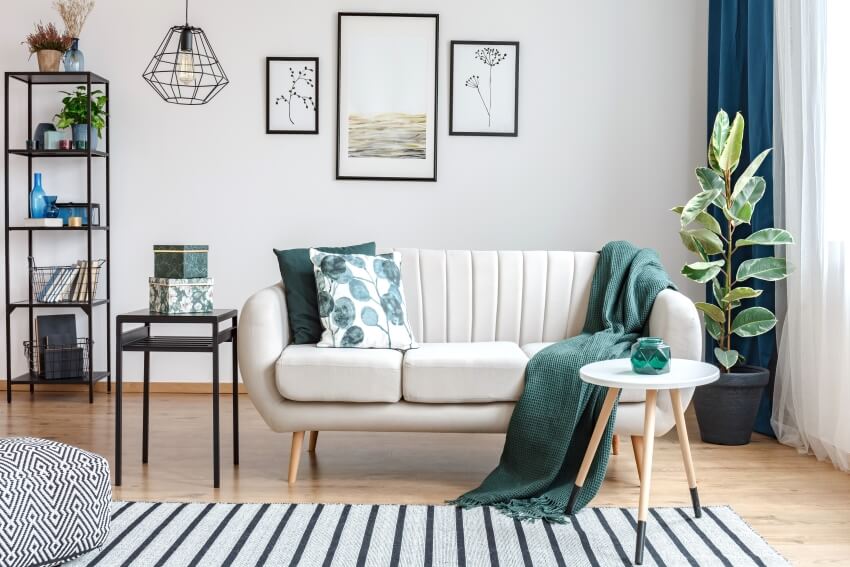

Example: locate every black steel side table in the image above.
[114,309,239,488]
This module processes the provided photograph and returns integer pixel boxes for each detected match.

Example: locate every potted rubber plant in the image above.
[673,110,794,445]
[24,22,72,72]
[54,86,107,150]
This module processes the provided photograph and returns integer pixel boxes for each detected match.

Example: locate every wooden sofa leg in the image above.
[308,431,319,453]
[612,434,620,455]
[288,432,305,484]
[631,435,644,482]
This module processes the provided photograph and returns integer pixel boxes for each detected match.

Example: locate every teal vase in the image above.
[630,337,671,375]
[30,173,47,218]
[63,38,85,72]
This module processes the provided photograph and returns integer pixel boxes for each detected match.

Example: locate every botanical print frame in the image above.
[267,57,319,134]
[336,13,439,181]
[449,41,519,137]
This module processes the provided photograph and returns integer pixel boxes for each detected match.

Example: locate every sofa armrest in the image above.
[648,288,703,414]
[238,283,289,427]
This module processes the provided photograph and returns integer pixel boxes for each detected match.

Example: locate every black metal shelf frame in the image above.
[4,71,111,403]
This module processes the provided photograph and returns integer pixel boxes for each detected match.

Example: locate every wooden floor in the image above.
[2,391,849,565]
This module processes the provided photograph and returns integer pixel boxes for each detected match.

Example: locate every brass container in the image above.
[36,50,62,72]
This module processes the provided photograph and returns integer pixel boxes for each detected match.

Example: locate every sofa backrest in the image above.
[392,249,599,345]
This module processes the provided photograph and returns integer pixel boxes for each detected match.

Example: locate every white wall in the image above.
[0,0,707,383]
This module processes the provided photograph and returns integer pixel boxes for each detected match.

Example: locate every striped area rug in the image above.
[66,501,789,566]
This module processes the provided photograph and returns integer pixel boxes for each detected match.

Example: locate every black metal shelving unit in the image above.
[4,71,111,403]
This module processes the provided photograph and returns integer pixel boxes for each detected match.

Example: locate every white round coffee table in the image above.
[568,358,719,565]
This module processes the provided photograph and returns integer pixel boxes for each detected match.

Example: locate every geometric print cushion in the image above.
[0,437,111,567]
[309,250,418,350]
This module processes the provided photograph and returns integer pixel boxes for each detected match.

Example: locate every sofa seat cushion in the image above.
[403,342,528,403]
[276,344,402,402]
[521,341,646,403]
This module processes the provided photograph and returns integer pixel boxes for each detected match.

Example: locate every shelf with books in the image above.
[4,71,111,404]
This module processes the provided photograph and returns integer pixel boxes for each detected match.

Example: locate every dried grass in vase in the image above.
[53,0,95,38]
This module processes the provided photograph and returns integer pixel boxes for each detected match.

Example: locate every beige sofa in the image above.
[238,249,702,483]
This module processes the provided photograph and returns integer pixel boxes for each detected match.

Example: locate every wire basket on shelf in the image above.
[24,338,91,380]
[28,257,104,303]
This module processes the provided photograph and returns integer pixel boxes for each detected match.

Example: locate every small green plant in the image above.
[54,86,107,137]
[673,110,794,372]
[23,22,72,54]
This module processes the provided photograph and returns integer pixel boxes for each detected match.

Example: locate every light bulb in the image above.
[176,50,195,85]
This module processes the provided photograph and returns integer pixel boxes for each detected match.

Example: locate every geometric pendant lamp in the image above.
[142,0,229,105]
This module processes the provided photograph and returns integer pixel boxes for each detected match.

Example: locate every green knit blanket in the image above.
[451,241,673,522]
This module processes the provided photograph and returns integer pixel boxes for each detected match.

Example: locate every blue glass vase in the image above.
[630,337,671,375]
[30,173,47,219]
[63,38,85,72]
[44,196,59,218]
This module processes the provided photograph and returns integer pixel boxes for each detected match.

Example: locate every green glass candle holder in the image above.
[630,337,671,375]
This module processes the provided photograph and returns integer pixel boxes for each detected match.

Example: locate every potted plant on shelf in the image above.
[54,86,107,150]
[24,22,72,72]
[673,110,794,445]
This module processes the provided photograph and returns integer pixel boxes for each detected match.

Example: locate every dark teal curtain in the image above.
[707,0,775,436]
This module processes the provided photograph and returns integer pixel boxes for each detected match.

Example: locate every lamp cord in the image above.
[185,0,189,25]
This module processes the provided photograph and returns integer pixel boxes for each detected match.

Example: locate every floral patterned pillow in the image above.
[309,250,417,350]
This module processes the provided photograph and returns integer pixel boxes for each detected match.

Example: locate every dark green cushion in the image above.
[273,242,376,344]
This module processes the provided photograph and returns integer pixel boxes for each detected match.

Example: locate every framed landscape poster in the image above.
[267,57,319,134]
[449,41,519,136]
[336,13,439,181]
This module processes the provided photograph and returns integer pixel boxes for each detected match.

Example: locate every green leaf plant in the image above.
[673,110,795,372]
[54,86,107,137]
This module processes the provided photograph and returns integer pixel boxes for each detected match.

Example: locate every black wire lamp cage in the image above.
[142,0,229,105]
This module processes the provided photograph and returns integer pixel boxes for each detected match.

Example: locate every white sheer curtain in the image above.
[773,0,850,472]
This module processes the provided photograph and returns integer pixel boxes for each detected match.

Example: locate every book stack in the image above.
[35,259,105,303]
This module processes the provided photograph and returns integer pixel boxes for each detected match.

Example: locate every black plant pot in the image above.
[694,365,769,446]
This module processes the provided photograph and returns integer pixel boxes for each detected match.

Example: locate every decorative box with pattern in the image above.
[153,245,209,279]
[149,277,214,314]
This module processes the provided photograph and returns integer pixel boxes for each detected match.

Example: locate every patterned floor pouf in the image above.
[0,437,111,567]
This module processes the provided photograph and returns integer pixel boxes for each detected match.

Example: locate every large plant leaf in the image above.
[731,306,777,337]
[736,257,792,282]
[680,189,723,227]
[705,318,723,341]
[681,260,724,284]
[695,167,727,209]
[709,110,730,171]
[733,148,772,196]
[672,206,722,235]
[718,113,745,173]
[730,177,765,224]
[722,287,763,303]
[714,347,739,371]
[695,301,725,323]
[736,228,795,247]
[680,229,723,255]
[712,279,726,305]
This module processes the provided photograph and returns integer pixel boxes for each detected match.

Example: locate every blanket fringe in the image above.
[448,495,569,524]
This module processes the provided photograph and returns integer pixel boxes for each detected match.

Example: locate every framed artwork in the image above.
[449,41,519,136]
[336,13,439,181]
[267,57,319,134]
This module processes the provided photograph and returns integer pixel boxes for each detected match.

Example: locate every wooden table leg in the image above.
[566,387,620,514]
[631,436,644,482]
[671,388,701,518]
[612,434,620,455]
[635,389,657,565]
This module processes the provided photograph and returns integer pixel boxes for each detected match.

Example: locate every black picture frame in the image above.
[336,12,439,181]
[449,40,520,137]
[266,57,319,135]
